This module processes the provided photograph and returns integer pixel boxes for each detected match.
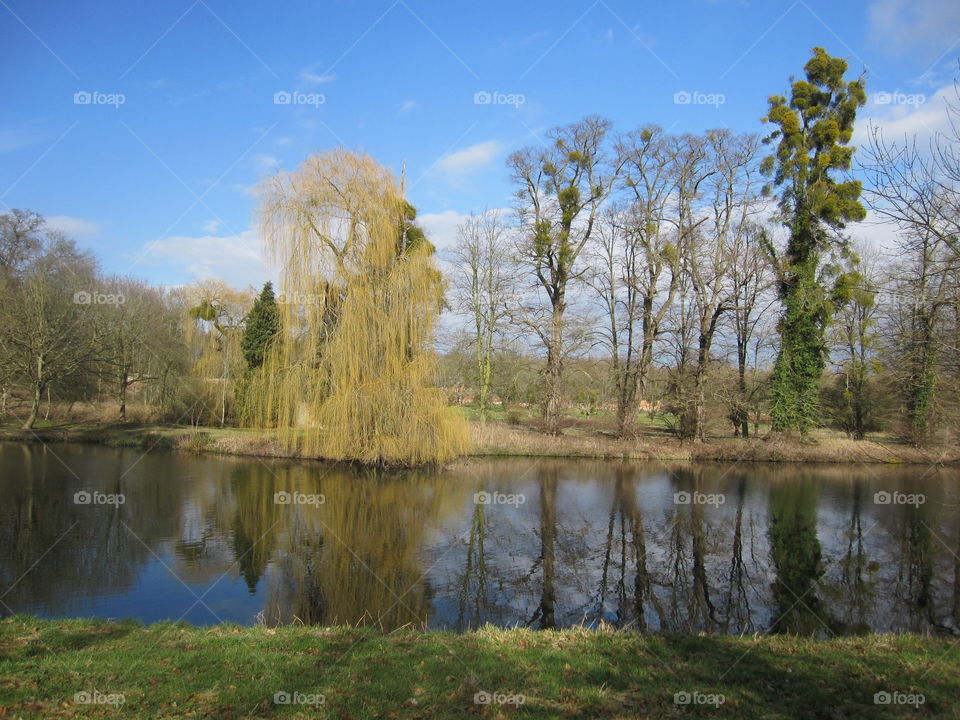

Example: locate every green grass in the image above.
[1,617,957,718]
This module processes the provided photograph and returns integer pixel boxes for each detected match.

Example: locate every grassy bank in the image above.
[2,417,957,466]
[0,617,956,718]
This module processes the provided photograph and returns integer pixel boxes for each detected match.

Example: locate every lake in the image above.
[1,441,958,636]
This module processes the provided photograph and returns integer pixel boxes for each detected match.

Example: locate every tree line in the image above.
[447,48,960,445]
[1,47,959,450]
[0,213,263,431]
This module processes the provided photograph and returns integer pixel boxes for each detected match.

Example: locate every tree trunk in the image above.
[543,306,564,434]
[22,355,44,430]
[118,374,128,422]
[737,340,750,438]
[23,381,42,430]
[691,343,709,442]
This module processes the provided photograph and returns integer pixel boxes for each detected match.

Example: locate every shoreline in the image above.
[0,420,957,466]
[1,616,956,718]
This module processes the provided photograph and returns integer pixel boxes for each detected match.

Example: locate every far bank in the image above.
[0,417,956,466]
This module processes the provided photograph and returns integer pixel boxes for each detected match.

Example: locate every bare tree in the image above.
[595,125,679,435]
[863,117,960,443]
[451,210,513,419]
[508,115,620,433]
[727,222,775,436]
[0,228,101,429]
[679,131,762,441]
[824,246,885,439]
[98,277,185,421]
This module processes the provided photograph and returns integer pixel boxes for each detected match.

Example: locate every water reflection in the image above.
[1,442,959,637]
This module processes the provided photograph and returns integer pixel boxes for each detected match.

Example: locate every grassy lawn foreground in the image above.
[1,617,958,718]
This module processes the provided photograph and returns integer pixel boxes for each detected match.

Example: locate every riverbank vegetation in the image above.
[0,616,955,718]
[2,48,960,464]
[3,410,957,465]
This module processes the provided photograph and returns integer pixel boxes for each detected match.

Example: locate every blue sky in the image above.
[1,0,958,289]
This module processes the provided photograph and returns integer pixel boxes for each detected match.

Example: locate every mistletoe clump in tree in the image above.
[761,47,867,434]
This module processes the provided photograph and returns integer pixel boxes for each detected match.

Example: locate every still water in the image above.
[1,441,958,636]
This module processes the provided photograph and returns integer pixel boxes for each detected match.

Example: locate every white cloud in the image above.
[203,219,223,233]
[140,230,269,290]
[418,210,470,251]
[232,183,259,198]
[45,215,100,239]
[868,0,960,57]
[255,154,280,173]
[418,207,512,252]
[399,99,417,114]
[436,140,502,176]
[300,70,336,85]
[848,209,904,255]
[0,127,39,153]
[855,82,956,146]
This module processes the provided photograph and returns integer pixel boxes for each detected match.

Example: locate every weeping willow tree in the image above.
[182,280,251,426]
[245,149,467,465]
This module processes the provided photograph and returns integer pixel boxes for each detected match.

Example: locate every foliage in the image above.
[762,47,867,433]
[182,280,251,427]
[247,149,467,465]
[241,282,280,369]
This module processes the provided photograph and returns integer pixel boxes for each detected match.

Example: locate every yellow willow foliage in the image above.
[178,281,251,424]
[246,149,468,465]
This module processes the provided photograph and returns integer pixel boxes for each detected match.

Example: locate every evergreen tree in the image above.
[241,281,280,369]
[761,47,867,433]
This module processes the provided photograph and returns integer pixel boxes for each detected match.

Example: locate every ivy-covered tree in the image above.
[761,47,867,433]
[241,281,280,369]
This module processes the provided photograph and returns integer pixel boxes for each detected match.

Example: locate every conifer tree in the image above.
[241,281,280,369]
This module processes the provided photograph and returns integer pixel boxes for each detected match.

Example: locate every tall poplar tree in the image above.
[761,47,867,433]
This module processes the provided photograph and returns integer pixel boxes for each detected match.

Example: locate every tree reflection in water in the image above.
[1,443,959,636]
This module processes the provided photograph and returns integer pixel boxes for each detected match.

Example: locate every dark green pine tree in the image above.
[761,47,867,433]
[241,281,280,368]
